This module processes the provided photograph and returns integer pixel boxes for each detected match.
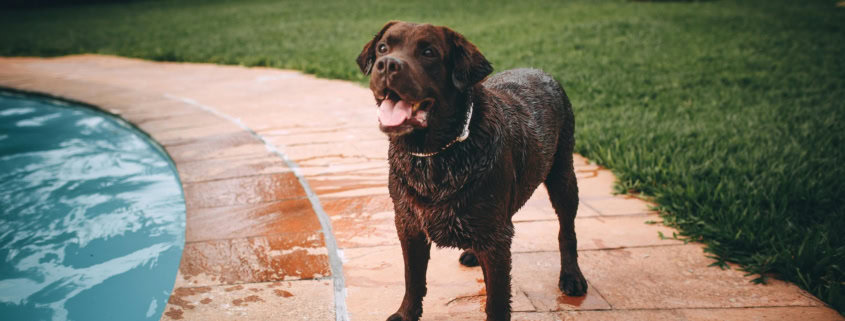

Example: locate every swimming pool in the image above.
[0,91,186,321]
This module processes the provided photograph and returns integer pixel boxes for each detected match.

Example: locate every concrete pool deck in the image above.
[0,55,840,321]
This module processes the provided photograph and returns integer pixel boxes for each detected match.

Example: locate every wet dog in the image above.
[356,21,587,321]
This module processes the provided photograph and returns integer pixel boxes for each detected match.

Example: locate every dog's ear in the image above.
[357,21,398,75]
[444,27,493,90]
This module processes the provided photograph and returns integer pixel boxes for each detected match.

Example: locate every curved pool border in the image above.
[0,57,348,320]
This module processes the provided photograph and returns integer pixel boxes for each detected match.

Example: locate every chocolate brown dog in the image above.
[356,21,587,321]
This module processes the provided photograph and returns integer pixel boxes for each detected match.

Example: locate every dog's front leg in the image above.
[475,239,513,321]
[387,229,431,321]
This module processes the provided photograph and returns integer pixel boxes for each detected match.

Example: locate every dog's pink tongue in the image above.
[378,99,412,126]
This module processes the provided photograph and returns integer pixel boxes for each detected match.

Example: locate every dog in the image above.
[356,21,587,321]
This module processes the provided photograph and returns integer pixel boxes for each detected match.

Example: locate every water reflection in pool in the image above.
[0,91,185,321]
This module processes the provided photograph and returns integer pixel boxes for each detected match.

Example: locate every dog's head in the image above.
[357,21,492,136]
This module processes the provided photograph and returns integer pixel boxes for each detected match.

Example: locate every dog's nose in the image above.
[375,57,403,75]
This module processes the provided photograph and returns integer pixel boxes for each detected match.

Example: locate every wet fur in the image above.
[358,21,587,321]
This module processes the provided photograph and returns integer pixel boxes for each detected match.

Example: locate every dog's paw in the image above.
[458,250,479,267]
[559,270,588,296]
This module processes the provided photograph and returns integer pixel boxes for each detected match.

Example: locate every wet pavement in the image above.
[0,55,841,321]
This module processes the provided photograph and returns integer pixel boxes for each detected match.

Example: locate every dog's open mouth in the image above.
[377,89,434,129]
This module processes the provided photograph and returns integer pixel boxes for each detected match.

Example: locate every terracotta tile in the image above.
[160,280,334,321]
[512,215,682,252]
[513,204,558,222]
[434,287,536,319]
[351,139,390,159]
[150,123,244,147]
[309,176,389,197]
[555,309,686,321]
[423,312,558,321]
[583,196,655,216]
[572,154,591,167]
[164,132,268,163]
[278,140,366,164]
[681,306,845,321]
[113,99,199,123]
[514,203,600,222]
[182,172,306,210]
[511,252,611,311]
[577,244,823,309]
[134,111,226,133]
[512,312,559,321]
[344,246,492,320]
[175,232,330,287]
[256,125,372,146]
[321,194,399,248]
[525,186,554,207]
[577,169,617,198]
[76,89,168,113]
[186,198,322,243]
[301,158,389,179]
[513,183,602,220]
[175,154,290,183]
[22,77,126,105]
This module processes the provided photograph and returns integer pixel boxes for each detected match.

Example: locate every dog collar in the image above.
[410,100,472,158]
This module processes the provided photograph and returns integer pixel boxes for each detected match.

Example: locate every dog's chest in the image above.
[413,205,473,249]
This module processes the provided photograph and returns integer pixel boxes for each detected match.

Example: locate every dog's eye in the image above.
[422,48,436,58]
[377,44,388,54]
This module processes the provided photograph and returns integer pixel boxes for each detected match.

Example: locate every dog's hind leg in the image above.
[544,145,588,296]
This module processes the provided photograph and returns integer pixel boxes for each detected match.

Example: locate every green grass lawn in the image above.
[2,0,843,313]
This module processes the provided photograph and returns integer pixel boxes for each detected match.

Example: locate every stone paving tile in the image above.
[117,99,203,124]
[163,132,269,163]
[256,125,376,147]
[553,306,845,321]
[575,245,823,310]
[321,194,398,249]
[175,232,329,288]
[555,309,686,321]
[512,251,612,312]
[576,169,618,198]
[583,196,656,216]
[308,172,390,198]
[342,245,538,321]
[423,312,559,321]
[175,154,290,184]
[160,280,334,321]
[186,198,321,243]
[680,306,845,321]
[181,173,306,210]
[275,140,367,164]
[513,215,681,252]
[133,111,227,133]
[149,123,245,147]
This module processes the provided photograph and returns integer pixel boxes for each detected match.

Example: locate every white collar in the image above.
[409,99,473,158]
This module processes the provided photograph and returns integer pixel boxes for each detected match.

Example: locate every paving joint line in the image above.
[184,195,309,211]
[164,93,349,321]
[179,171,297,185]
[173,276,336,290]
[184,229,326,245]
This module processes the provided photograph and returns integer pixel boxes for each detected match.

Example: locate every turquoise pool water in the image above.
[0,91,186,321]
